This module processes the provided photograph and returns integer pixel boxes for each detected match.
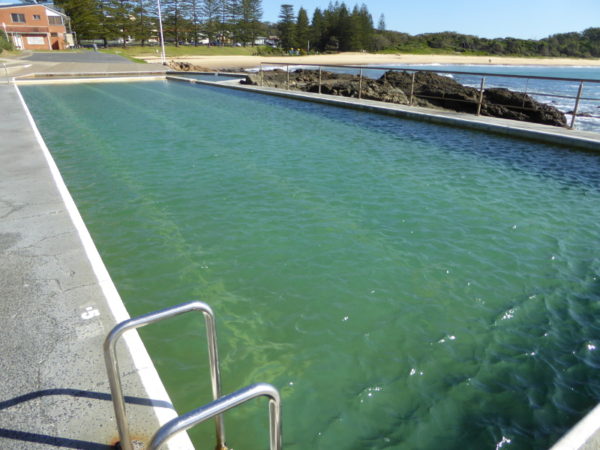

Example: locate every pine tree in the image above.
[335,3,352,51]
[377,13,385,31]
[201,0,219,44]
[236,0,262,45]
[310,7,325,51]
[294,6,309,50]
[132,0,156,45]
[99,0,135,46]
[354,4,373,50]
[216,0,229,44]
[277,4,295,50]
[163,0,187,45]
[54,0,102,42]
[187,0,202,45]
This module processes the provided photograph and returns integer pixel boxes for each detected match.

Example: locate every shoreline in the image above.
[140,52,600,70]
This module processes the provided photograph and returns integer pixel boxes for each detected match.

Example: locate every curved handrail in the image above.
[103,301,225,450]
[149,383,282,450]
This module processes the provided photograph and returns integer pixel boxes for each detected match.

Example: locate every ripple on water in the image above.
[20,81,600,449]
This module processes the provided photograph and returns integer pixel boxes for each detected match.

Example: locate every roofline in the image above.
[0,4,68,16]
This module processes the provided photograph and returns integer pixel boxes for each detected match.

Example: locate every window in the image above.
[33,14,41,20]
[11,13,25,23]
[50,32,58,37]
[48,16,63,25]
[26,36,45,45]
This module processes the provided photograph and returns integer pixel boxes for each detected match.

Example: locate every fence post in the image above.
[286,65,290,90]
[318,66,322,94]
[522,78,529,110]
[570,81,584,129]
[260,63,263,87]
[409,71,416,106]
[477,76,486,116]
[358,68,363,99]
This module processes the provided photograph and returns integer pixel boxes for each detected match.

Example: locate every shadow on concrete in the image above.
[0,388,173,410]
[0,428,113,449]
[0,388,174,448]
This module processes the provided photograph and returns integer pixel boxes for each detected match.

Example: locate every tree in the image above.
[54,0,102,42]
[310,8,325,50]
[163,0,188,45]
[377,13,385,31]
[187,0,202,45]
[201,0,220,44]
[277,4,294,50]
[335,3,353,51]
[215,0,229,44]
[351,4,373,50]
[235,0,262,45]
[96,0,136,46]
[132,0,156,45]
[295,7,309,50]
[0,27,13,52]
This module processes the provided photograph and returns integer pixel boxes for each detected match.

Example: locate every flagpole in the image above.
[156,0,166,65]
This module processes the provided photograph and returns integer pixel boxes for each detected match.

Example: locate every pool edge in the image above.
[10,83,194,449]
[170,75,600,153]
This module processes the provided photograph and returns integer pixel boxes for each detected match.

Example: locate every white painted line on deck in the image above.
[14,84,193,449]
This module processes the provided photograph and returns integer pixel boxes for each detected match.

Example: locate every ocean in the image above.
[265,63,600,133]
[387,64,600,132]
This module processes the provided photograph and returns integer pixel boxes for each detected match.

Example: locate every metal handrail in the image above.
[258,62,600,129]
[103,301,226,450]
[149,383,282,450]
[260,61,600,83]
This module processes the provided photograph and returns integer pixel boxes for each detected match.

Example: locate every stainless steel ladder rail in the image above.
[103,301,226,450]
[149,382,282,450]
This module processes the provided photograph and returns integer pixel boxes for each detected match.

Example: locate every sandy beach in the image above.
[140,52,600,70]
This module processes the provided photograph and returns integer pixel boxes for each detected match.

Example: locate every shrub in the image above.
[0,31,13,53]
[253,46,286,56]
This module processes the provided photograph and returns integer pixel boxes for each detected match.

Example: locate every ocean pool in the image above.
[21,80,600,449]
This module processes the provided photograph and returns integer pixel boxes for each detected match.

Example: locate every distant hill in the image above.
[375,28,600,58]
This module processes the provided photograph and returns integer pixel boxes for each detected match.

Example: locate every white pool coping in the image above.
[14,83,194,450]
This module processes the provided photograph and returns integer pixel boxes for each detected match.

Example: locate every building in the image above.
[0,4,72,50]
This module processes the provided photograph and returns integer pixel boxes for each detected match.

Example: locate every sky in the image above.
[261,0,600,39]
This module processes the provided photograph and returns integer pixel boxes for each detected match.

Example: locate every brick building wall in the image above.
[0,4,69,50]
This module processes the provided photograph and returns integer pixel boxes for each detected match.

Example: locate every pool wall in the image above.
[167,74,600,152]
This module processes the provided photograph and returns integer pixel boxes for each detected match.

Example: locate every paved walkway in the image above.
[0,77,189,448]
[1,51,168,79]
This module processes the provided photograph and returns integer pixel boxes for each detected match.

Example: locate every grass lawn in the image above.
[99,45,258,59]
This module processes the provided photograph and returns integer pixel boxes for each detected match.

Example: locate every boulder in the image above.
[482,88,567,127]
[242,68,567,127]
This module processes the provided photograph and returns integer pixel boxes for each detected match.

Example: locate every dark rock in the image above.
[169,61,215,72]
[242,68,567,127]
[381,70,480,112]
[482,88,567,127]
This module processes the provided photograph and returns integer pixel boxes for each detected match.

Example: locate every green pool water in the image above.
[21,81,600,450]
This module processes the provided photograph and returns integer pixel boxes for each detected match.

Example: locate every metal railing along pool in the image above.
[258,62,600,130]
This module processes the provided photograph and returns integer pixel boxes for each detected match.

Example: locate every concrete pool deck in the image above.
[0,81,191,449]
[1,51,168,81]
